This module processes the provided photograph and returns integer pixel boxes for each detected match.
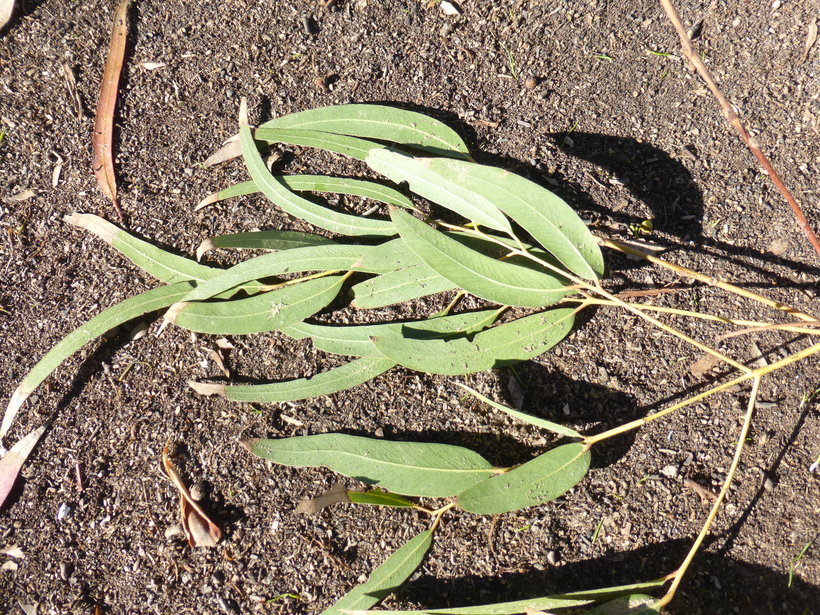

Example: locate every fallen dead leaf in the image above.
[765,236,790,256]
[0,0,16,32]
[802,19,818,63]
[0,545,24,558]
[161,441,221,548]
[138,61,167,70]
[203,139,242,167]
[61,63,84,120]
[1,560,18,572]
[689,353,719,380]
[684,478,717,505]
[92,0,131,222]
[440,1,461,16]
[208,349,230,378]
[0,424,47,510]
[6,189,36,202]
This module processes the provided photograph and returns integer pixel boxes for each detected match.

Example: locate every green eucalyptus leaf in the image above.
[282,309,500,358]
[168,276,344,335]
[66,214,215,284]
[347,489,417,509]
[367,149,512,233]
[372,309,575,375]
[190,356,396,403]
[181,243,392,303]
[263,103,471,158]
[2,282,195,441]
[390,208,568,308]
[240,105,396,237]
[417,157,605,280]
[244,433,497,497]
[198,175,413,212]
[456,383,582,439]
[321,528,434,615]
[343,579,665,614]
[456,443,591,514]
[253,127,381,161]
[198,229,336,259]
[582,595,659,614]
[350,263,457,309]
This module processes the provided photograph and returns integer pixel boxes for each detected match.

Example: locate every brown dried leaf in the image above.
[161,442,221,548]
[295,483,349,514]
[802,19,818,63]
[689,353,719,380]
[203,139,242,167]
[0,0,16,32]
[92,0,131,221]
[61,63,84,120]
[0,425,46,510]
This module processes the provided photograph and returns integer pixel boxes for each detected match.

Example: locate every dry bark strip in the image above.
[92,0,131,222]
[660,0,820,260]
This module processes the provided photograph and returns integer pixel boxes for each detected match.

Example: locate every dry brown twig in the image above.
[92,0,131,223]
[659,0,820,259]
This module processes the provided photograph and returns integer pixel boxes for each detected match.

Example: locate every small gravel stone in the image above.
[661,464,679,478]
[547,550,559,565]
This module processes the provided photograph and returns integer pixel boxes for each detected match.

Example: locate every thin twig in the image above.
[602,239,817,322]
[659,0,820,259]
[655,376,761,608]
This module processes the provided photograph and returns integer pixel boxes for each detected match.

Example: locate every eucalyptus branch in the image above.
[659,0,820,259]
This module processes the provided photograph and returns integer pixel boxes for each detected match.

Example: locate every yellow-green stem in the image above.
[601,239,817,322]
[655,376,761,609]
[440,222,750,374]
[584,341,820,446]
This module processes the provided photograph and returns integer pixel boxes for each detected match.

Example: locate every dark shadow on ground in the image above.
[398,540,820,615]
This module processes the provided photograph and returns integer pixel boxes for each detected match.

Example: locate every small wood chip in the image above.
[684,478,717,505]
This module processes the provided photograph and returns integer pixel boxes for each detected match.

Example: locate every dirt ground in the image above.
[1,0,819,613]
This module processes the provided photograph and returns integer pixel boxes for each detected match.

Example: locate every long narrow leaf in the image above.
[390,209,568,308]
[372,309,575,375]
[347,490,417,509]
[244,434,496,497]
[262,104,471,158]
[198,175,413,212]
[179,242,398,304]
[190,356,395,403]
[282,309,499,358]
[321,529,434,615]
[167,276,344,335]
[1,282,195,441]
[197,229,336,260]
[92,0,130,219]
[345,579,666,614]
[239,101,396,237]
[367,149,512,233]
[411,157,604,280]
[67,214,216,284]
[456,384,582,439]
[253,127,381,161]
[456,443,591,514]
[351,263,457,309]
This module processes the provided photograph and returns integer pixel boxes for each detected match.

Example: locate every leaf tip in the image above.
[1,385,30,444]
[188,381,226,397]
[240,438,259,452]
[194,192,219,212]
[63,213,118,245]
[164,302,189,325]
[238,97,249,128]
[195,239,215,262]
